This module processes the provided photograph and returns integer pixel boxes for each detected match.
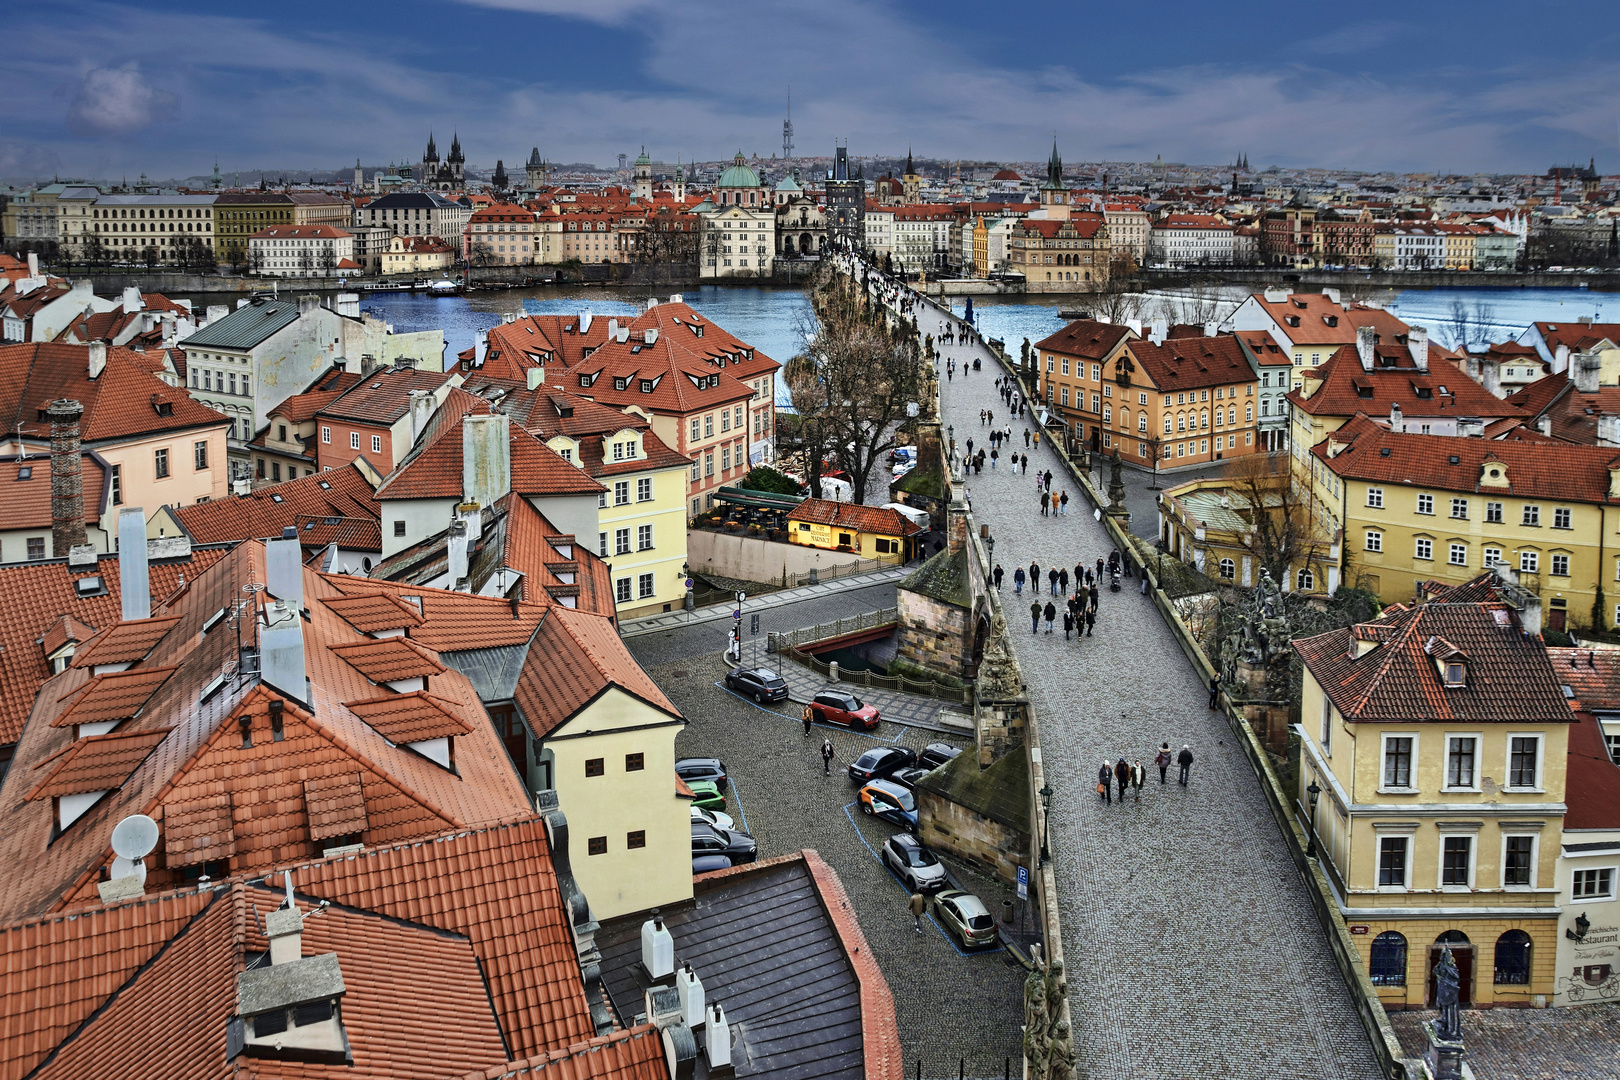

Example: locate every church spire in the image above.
[906,146,914,175]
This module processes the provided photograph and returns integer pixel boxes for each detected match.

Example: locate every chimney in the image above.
[206,304,229,325]
[1409,326,1428,371]
[526,366,544,390]
[1389,403,1403,431]
[607,319,619,341]
[121,286,144,312]
[47,399,87,557]
[461,413,511,507]
[1537,415,1552,436]
[1574,352,1602,394]
[643,985,682,1030]
[297,294,320,316]
[473,329,488,367]
[1203,322,1218,338]
[645,328,659,345]
[668,294,683,304]
[645,297,659,312]
[26,252,38,278]
[1596,414,1620,447]
[1553,343,1571,374]
[1481,359,1501,398]
[1322,287,1341,305]
[704,1004,732,1072]
[408,389,434,445]
[1356,325,1376,371]
[579,310,592,334]
[1264,286,1289,303]
[1125,318,1142,336]
[262,533,307,697]
[503,311,516,324]
[118,507,150,620]
[1149,318,1167,345]
[447,516,471,591]
[266,903,305,966]
[641,909,675,982]
[88,341,108,379]
[676,963,705,1028]
[335,293,360,318]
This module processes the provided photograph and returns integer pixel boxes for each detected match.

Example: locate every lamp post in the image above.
[1306,778,1322,858]
[947,424,955,455]
[1038,783,1053,866]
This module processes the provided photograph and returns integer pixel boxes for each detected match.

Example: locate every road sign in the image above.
[685,578,694,589]
[732,610,741,620]
[736,591,747,604]
[750,614,759,635]
[1016,865,1028,901]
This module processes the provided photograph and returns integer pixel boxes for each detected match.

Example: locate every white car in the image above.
[691,805,735,831]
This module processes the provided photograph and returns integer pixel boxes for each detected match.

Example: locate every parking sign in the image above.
[1016,865,1029,900]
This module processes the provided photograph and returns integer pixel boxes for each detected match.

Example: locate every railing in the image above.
[769,607,898,650]
[783,555,891,589]
[778,645,972,704]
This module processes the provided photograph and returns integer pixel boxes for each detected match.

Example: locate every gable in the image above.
[548,684,684,740]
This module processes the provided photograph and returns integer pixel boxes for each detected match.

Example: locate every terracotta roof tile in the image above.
[323,592,424,634]
[173,462,381,552]
[1564,711,1620,831]
[71,616,181,669]
[51,666,178,727]
[37,614,97,661]
[317,367,455,426]
[1032,319,1133,361]
[1126,334,1257,392]
[375,409,602,502]
[317,572,551,649]
[330,637,445,683]
[785,498,924,537]
[266,368,364,424]
[514,606,679,739]
[303,772,369,840]
[0,452,105,530]
[343,692,471,743]
[1532,321,1620,353]
[161,790,236,865]
[1546,647,1620,712]
[26,728,171,800]
[0,343,229,445]
[1290,345,1518,421]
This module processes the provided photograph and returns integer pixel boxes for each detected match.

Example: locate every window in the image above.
[392,520,406,538]
[1608,732,1620,765]
[1485,501,1502,523]
[1572,867,1615,899]
[585,758,605,777]
[1551,554,1569,577]
[704,414,713,437]
[587,836,607,856]
[638,524,653,550]
[690,418,700,442]
[194,441,208,470]
[1442,836,1472,887]
[616,577,632,603]
[704,453,713,477]
[1368,932,1407,987]
[1415,538,1432,560]
[1446,736,1477,789]
[1508,736,1540,788]
[1483,545,1502,568]
[1450,498,1468,519]
[1218,558,1235,580]
[637,477,652,502]
[1520,550,1539,574]
[370,434,382,454]
[638,572,655,598]
[614,480,630,506]
[350,432,360,450]
[1522,505,1540,526]
[1378,836,1409,887]
[1139,392,1148,406]
[321,426,331,444]
[625,752,645,772]
[154,448,169,478]
[626,830,646,849]
[1553,507,1571,529]
[1449,543,1467,566]
[1494,930,1531,986]
[1383,736,1413,789]
[1365,531,1383,553]
[27,537,45,560]
[1503,836,1534,887]
[1297,568,1314,592]
[1416,493,1433,515]
[1366,488,1383,508]
[615,528,631,555]
[598,531,608,557]
[110,465,121,506]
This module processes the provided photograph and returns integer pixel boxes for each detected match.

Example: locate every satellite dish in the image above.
[111,814,159,860]
[110,856,147,885]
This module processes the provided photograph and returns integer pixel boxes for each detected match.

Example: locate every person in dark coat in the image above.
[1076,563,1086,588]
[1058,568,1069,594]
[1155,742,1172,783]
[1098,761,1113,804]
[1030,600,1042,634]
[1085,608,1096,636]
[1048,568,1059,595]
[1024,428,1031,448]
[993,564,1004,589]
[1040,488,1048,516]
[822,738,837,775]
[1177,744,1195,785]
[1063,610,1074,640]
[1208,674,1220,709]
[1059,490,1069,516]
[1030,562,1040,588]
[1114,758,1130,803]
[1088,583,1100,610]
[1014,566,1026,595]
[1095,556,1105,583]
[1043,601,1057,634]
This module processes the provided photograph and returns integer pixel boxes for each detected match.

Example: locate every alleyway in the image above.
[881,274,1383,1079]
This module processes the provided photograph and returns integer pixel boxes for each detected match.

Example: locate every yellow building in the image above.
[382,235,455,275]
[1292,576,1572,1009]
[1310,414,1618,632]
[785,498,922,564]
[1158,473,1339,596]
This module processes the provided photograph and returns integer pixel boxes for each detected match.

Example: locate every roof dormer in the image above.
[1478,455,1509,489]
[1425,636,1468,687]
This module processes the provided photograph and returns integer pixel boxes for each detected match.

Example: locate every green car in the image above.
[687,780,726,813]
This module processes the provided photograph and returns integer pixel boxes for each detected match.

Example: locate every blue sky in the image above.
[5,0,1617,181]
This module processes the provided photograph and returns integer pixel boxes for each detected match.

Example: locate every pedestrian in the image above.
[1140,572,1149,596]
[987,409,994,426]
[1208,674,1220,710]
[1080,564,1091,587]
[1030,600,1042,635]
[1060,490,1069,516]
[1177,744,1194,785]
[1096,556,1105,583]
[1050,490,1060,516]
[1063,610,1074,640]
[1044,470,1053,491]
[991,448,998,470]
[1088,583,1099,610]
[1048,568,1059,595]
[1058,568,1069,594]
[1155,743,1172,783]
[1030,561,1040,588]
[1024,428,1030,448]
[1033,430,1040,450]
[803,706,813,737]
[993,563,1004,589]
[966,437,974,457]
[1131,760,1146,801]
[1098,761,1113,804]
[909,891,927,934]
[1014,566,1026,595]
[1043,601,1056,634]
[1040,488,1048,516]
[1114,758,1130,804]
[1022,453,1029,473]
[822,738,837,775]
[1085,608,1095,636]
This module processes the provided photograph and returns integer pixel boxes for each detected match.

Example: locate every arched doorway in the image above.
[968,611,990,679]
[1428,930,1473,1007]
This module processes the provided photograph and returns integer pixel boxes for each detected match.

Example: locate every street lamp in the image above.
[1305,778,1322,858]
[947,424,955,454]
[1038,783,1053,866]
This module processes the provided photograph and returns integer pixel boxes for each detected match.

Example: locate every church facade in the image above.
[421,132,466,192]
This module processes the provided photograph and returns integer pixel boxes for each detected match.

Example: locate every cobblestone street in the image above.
[915,292,1385,1079]
[1388,1004,1620,1079]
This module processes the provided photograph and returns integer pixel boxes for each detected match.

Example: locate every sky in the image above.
[4,0,1618,183]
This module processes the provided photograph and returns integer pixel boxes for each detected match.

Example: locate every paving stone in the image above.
[1387,1004,1620,1080]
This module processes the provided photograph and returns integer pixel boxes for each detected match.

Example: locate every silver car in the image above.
[932,889,998,949]
[691,804,735,831]
[882,834,946,893]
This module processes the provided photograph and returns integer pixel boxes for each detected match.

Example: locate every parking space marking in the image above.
[713,681,904,743]
[727,776,753,839]
[840,802,1004,960]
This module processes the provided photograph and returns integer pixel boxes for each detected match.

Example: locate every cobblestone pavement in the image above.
[912,290,1385,1080]
[1388,1004,1620,1079]
[634,648,1025,1078]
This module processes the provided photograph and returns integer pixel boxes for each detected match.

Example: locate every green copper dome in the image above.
[716,151,761,189]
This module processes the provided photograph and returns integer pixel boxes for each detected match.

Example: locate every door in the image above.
[489,707,526,772]
[1549,602,1567,633]
[1428,932,1474,1007]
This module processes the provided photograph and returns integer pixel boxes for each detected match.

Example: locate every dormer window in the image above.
[613,377,628,391]
[640,379,655,393]
[1444,662,1465,686]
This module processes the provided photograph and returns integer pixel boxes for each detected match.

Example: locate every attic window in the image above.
[317,480,331,489]
[1448,455,1460,465]
[1444,662,1465,687]
[631,345,642,354]
[640,380,655,393]
[304,521,317,530]
[613,377,628,391]
[707,374,718,388]
[74,575,105,596]
[154,401,173,417]
[270,494,284,503]
[1379,448,1391,456]
[16,467,31,480]
[202,607,227,633]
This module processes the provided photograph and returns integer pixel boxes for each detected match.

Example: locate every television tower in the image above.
[782,88,795,160]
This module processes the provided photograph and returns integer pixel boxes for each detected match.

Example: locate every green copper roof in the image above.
[716,151,760,189]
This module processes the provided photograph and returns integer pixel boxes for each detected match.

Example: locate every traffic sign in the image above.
[750,614,759,635]
[685,578,694,589]
[732,610,741,620]
[1016,865,1029,900]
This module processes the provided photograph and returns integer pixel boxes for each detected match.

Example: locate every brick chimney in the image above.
[1408,327,1428,372]
[47,399,87,556]
[1356,325,1376,371]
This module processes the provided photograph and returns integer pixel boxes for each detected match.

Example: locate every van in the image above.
[883,502,930,532]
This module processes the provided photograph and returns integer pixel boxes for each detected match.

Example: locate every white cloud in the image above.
[67,65,178,136]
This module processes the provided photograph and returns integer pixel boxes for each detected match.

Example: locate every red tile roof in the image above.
[25,728,171,799]
[786,498,923,537]
[0,343,230,445]
[172,461,382,552]
[1032,320,1133,361]
[322,591,425,634]
[162,789,236,865]
[265,368,364,424]
[375,408,603,502]
[1126,335,1257,392]
[50,666,178,727]
[316,366,455,426]
[343,691,472,743]
[452,1028,667,1080]
[303,771,369,840]
[1565,711,1620,831]
[1532,322,1620,353]
[249,223,353,239]
[1290,346,1520,421]
[330,636,445,683]
[514,606,679,739]
[70,615,183,670]
[1247,293,1411,347]
[1546,647,1620,712]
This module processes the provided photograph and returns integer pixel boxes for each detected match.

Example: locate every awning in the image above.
[713,486,806,511]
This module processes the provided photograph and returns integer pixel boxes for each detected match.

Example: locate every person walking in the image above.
[1033,430,1040,450]
[909,891,927,934]
[1030,562,1040,589]
[1043,470,1053,492]
[803,706,814,737]
[1114,758,1130,804]
[1208,674,1220,710]
[1014,566,1026,595]
[1059,490,1069,516]
[1155,743,1172,784]
[1085,608,1096,637]
[1058,567,1069,594]
[1098,761,1113,804]
[1078,563,1088,588]
[1140,570,1149,596]
[1131,760,1146,801]
[1063,609,1074,640]
[993,564,1004,589]
[1088,582,1100,611]
[1030,600,1042,635]
[1096,556,1105,584]
[1023,428,1030,448]
[1048,568,1059,595]
[822,738,837,775]
[1043,601,1056,634]
[991,448,998,470]
[1177,744,1194,786]
[1039,488,1049,516]
[1021,453,1030,474]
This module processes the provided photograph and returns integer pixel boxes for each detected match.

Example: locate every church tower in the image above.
[423,132,439,182]
[448,132,465,187]
[902,147,922,205]
[673,158,686,202]
[633,146,653,202]
[526,147,546,189]
[353,158,363,191]
[1039,140,1070,220]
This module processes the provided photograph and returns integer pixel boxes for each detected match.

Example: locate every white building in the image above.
[1103,203,1152,263]
[1389,224,1446,270]
[249,224,357,277]
[1147,214,1235,267]
[863,205,895,258]
[58,189,218,264]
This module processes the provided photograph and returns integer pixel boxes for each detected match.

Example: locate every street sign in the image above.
[750,614,759,635]
[731,610,741,620]
[1349,925,1370,935]
[1016,865,1028,900]
[685,578,694,589]
[736,591,747,604]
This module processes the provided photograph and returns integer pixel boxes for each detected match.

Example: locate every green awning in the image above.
[713,486,806,511]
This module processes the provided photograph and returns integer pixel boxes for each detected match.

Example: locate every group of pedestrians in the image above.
[1097,742,1197,803]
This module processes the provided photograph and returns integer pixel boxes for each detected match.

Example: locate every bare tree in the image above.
[1089,256,1143,325]
[1471,299,1497,348]
[1222,451,1331,589]
[297,246,314,277]
[1446,296,1472,351]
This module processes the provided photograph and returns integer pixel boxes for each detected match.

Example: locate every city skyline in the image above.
[4,0,1618,182]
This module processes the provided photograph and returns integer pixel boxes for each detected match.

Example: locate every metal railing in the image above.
[769,608,898,650]
[783,556,892,589]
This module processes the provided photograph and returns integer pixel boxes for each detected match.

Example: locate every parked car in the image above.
[932,889,998,949]
[918,742,962,771]
[882,834,947,893]
[859,779,917,830]
[725,666,789,703]
[691,821,757,864]
[691,804,735,831]
[890,766,932,790]
[693,854,733,875]
[676,757,728,789]
[847,746,918,786]
[686,780,726,813]
[811,691,881,731]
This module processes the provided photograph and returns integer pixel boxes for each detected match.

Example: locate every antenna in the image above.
[283,867,294,909]
[111,813,159,884]
[782,87,795,160]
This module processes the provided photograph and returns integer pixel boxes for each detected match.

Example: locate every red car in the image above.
[810,691,880,730]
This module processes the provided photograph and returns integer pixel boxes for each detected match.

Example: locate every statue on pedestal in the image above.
[1047,1021,1075,1080]
[977,612,1021,700]
[1433,947,1462,1042]
[1106,450,1126,513]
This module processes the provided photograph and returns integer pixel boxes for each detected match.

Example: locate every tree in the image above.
[297,246,314,277]
[1089,256,1142,325]
[1222,451,1330,590]
[786,264,923,505]
[248,244,265,276]
[318,243,336,276]
[1143,433,1165,489]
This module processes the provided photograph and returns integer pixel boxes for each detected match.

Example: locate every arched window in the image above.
[1297,567,1315,592]
[1369,931,1407,986]
[1494,930,1531,985]
[1218,558,1235,580]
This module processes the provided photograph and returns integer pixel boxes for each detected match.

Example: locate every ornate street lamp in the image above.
[1039,783,1053,866]
[1306,778,1322,858]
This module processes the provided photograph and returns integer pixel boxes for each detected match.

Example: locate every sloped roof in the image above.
[1248,293,1412,347]
[317,366,455,426]
[449,1028,666,1080]
[265,367,364,424]
[1565,711,1620,831]
[344,691,472,743]
[1532,321,1620,353]
[0,343,229,444]
[172,461,382,552]
[0,452,106,531]
[50,666,178,727]
[786,498,924,537]
[1126,334,1257,392]
[1546,647,1620,712]
[514,605,679,739]
[1290,346,1522,421]
[1033,320,1133,361]
[26,728,170,799]
[375,398,603,502]
[180,298,302,351]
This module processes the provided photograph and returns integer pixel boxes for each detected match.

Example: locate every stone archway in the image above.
[800,232,813,254]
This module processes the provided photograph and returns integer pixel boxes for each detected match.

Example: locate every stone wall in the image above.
[895,590,971,678]
[917,788,1028,886]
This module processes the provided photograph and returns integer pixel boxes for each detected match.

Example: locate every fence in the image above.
[782,555,891,589]
[769,608,898,650]
[768,606,973,705]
